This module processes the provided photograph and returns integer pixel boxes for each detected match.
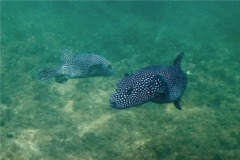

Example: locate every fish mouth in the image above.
[109,97,122,109]
[110,101,117,108]
[110,99,127,110]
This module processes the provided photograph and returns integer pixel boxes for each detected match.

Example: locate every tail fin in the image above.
[173,52,184,66]
[38,68,57,83]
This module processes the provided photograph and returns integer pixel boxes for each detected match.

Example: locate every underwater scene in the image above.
[1,1,240,160]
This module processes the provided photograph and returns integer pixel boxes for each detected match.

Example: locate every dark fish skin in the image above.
[38,49,114,83]
[110,52,187,110]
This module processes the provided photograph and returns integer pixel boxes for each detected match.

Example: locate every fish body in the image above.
[38,50,114,83]
[110,52,187,110]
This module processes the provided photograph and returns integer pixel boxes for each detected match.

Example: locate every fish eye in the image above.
[107,64,112,68]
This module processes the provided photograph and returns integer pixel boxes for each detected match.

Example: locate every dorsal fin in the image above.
[124,73,130,77]
[60,49,74,63]
[173,52,184,66]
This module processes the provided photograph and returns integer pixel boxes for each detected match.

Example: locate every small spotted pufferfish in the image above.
[38,49,114,83]
[110,52,187,110]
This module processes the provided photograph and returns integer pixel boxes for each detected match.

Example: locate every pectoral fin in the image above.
[55,74,68,83]
[88,64,103,75]
[149,75,168,97]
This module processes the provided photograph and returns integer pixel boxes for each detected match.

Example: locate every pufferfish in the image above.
[110,52,187,110]
[38,49,114,83]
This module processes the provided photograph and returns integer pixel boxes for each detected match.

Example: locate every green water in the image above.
[1,1,240,160]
